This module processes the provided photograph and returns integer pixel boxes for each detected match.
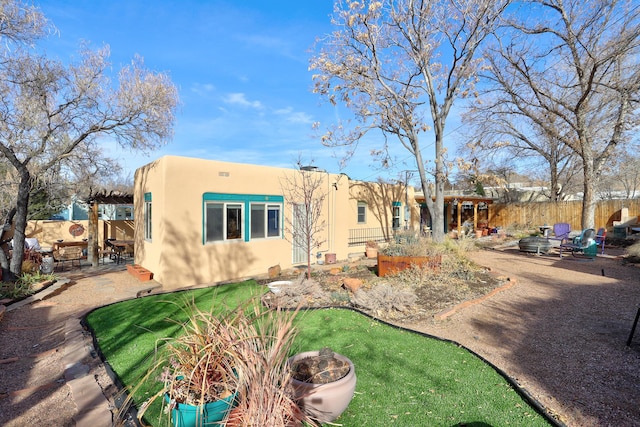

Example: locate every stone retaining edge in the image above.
[434,274,517,321]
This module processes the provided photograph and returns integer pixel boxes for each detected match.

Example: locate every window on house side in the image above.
[267,205,280,237]
[205,202,243,242]
[144,200,152,241]
[251,203,281,239]
[357,201,367,224]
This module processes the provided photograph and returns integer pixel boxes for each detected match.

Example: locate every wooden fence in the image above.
[488,199,640,231]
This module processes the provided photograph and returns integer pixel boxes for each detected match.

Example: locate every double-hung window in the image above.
[205,202,243,242]
[250,203,281,239]
[357,201,367,224]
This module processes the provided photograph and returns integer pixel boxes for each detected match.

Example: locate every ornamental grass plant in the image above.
[111,289,314,426]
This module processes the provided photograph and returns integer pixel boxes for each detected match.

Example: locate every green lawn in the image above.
[86,280,553,426]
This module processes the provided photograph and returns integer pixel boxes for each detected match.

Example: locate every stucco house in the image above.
[133,156,416,289]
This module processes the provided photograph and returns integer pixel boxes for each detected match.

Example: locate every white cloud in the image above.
[274,107,313,124]
[190,83,216,97]
[223,92,263,109]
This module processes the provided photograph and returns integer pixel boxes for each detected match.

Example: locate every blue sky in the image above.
[35,1,450,184]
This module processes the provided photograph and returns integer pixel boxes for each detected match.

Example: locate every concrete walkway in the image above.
[0,262,161,427]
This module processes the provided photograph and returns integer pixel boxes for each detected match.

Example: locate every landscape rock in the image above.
[342,278,363,293]
[268,264,281,278]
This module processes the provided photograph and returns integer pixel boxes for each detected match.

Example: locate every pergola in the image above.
[415,194,494,237]
[83,190,134,266]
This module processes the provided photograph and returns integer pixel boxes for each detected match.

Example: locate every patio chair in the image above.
[559,228,597,259]
[53,246,83,271]
[104,239,117,261]
[548,222,571,245]
[595,227,606,254]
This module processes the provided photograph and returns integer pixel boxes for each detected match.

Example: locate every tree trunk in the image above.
[0,208,17,282]
[581,157,597,230]
[432,126,446,243]
[9,170,32,278]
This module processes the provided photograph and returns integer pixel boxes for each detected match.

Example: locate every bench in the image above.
[53,246,84,271]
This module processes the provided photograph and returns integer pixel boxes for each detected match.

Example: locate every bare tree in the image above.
[350,177,406,242]
[598,147,640,199]
[481,0,640,228]
[0,1,179,280]
[310,0,509,242]
[462,95,581,201]
[280,162,327,280]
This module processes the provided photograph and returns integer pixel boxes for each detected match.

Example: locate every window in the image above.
[203,193,284,244]
[251,203,281,239]
[392,202,401,229]
[205,202,243,242]
[144,194,152,241]
[357,201,367,224]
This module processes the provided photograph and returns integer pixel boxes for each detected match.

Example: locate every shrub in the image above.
[0,270,54,300]
[351,283,417,316]
[382,233,444,257]
[626,241,640,262]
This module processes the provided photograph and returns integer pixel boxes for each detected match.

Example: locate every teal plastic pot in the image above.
[164,392,237,427]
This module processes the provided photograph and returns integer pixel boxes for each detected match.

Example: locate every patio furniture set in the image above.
[5,237,134,273]
[518,222,606,260]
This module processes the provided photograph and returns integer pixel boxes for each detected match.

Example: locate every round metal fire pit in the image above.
[518,236,552,254]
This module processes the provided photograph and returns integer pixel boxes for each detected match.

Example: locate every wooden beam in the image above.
[88,202,99,266]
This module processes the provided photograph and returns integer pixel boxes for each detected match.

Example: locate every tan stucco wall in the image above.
[134,156,363,289]
[21,220,133,250]
[347,180,419,242]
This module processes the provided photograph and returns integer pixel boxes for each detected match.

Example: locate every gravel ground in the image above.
[1,246,639,426]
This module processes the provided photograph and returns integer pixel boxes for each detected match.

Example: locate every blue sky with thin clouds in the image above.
[35,1,454,184]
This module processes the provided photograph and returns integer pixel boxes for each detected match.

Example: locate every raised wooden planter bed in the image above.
[377,253,442,277]
[127,264,154,282]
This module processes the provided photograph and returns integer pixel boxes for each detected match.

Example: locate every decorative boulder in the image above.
[342,278,363,293]
[268,264,281,278]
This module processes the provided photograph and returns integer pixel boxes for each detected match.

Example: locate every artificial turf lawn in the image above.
[86,280,553,426]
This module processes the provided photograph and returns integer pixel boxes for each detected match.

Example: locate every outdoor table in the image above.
[539,225,552,237]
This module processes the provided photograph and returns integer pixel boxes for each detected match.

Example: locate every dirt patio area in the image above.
[0,246,639,426]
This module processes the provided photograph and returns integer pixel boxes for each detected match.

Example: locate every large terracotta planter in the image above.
[365,247,378,259]
[377,253,442,277]
[288,351,356,423]
[127,264,153,282]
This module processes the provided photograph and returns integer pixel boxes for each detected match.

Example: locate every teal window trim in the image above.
[143,193,152,241]
[202,193,284,244]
